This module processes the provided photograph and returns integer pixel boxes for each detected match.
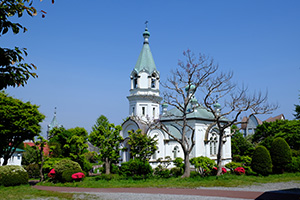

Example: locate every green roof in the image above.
[134,28,157,74]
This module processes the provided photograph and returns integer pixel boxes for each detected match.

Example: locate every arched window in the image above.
[133,74,138,89]
[152,146,159,160]
[173,146,179,159]
[209,129,218,156]
[151,73,156,88]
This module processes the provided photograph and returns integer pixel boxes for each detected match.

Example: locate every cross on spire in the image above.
[145,20,148,28]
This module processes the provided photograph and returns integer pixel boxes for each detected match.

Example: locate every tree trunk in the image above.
[181,152,190,178]
[39,146,44,182]
[105,158,111,175]
[216,131,224,176]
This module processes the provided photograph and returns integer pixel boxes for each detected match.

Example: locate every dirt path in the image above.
[33,185,263,199]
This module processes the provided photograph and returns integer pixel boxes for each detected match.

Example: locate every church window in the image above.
[209,134,218,156]
[132,107,135,116]
[142,107,145,116]
[173,146,179,159]
[153,107,155,117]
[151,78,156,88]
[133,74,138,89]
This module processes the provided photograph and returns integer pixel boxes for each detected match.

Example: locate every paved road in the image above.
[33,185,263,200]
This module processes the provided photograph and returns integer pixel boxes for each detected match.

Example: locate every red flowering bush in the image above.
[72,172,85,180]
[234,167,245,175]
[222,167,227,174]
[48,168,55,179]
[212,167,227,175]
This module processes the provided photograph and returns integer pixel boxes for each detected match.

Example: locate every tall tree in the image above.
[0,0,54,89]
[154,50,217,178]
[0,91,45,165]
[294,94,300,120]
[127,129,157,161]
[89,115,123,175]
[156,50,277,177]
[48,126,90,171]
[202,62,277,176]
[253,120,300,150]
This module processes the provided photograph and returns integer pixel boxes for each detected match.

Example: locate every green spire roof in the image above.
[134,28,158,74]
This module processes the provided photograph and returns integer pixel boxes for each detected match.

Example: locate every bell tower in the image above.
[127,27,162,121]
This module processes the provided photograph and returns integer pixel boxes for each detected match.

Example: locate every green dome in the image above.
[185,84,196,91]
[162,102,168,108]
[143,28,150,37]
[214,102,221,109]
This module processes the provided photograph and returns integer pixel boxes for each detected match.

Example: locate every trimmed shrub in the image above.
[285,157,300,172]
[25,163,40,179]
[62,169,85,182]
[154,165,170,178]
[190,156,216,176]
[119,159,153,179]
[270,137,292,173]
[53,159,82,182]
[251,146,272,176]
[0,165,28,186]
[225,162,242,173]
[173,157,184,170]
[170,167,183,177]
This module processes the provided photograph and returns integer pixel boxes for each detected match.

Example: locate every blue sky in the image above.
[3,0,300,137]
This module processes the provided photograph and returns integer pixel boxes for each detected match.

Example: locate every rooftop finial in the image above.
[145,20,148,29]
[143,21,150,44]
[54,107,57,116]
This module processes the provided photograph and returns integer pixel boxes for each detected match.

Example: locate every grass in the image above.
[0,185,74,200]
[38,172,300,188]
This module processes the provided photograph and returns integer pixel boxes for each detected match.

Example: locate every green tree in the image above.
[294,94,300,120]
[0,91,45,165]
[127,129,157,161]
[48,127,90,172]
[231,126,254,157]
[253,120,300,150]
[270,137,292,174]
[89,115,123,175]
[251,145,272,176]
[0,0,54,89]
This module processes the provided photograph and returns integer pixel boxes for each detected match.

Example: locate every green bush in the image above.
[190,156,216,176]
[270,137,292,174]
[53,159,82,182]
[0,165,28,186]
[251,146,272,176]
[61,169,85,182]
[170,167,183,177]
[173,157,184,170]
[285,157,300,172]
[225,162,242,173]
[154,165,170,178]
[25,163,40,179]
[119,159,153,179]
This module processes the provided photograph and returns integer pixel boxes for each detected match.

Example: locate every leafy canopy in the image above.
[0,0,54,89]
[89,115,123,172]
[253,120,300,150]
[127,129,157,161]
[0,91,45,165]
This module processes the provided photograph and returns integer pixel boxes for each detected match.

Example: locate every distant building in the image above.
[241,114,285,137]
[47,107,62,139]
[120,27,232,168]
[0,148,25,166]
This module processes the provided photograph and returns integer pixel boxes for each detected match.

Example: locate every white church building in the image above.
[120,28,231,168]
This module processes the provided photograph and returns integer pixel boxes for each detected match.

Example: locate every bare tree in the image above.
[153,50,217,178]
[202,69,278,176]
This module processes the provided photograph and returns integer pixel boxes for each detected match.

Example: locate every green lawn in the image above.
[38,172,300,188]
